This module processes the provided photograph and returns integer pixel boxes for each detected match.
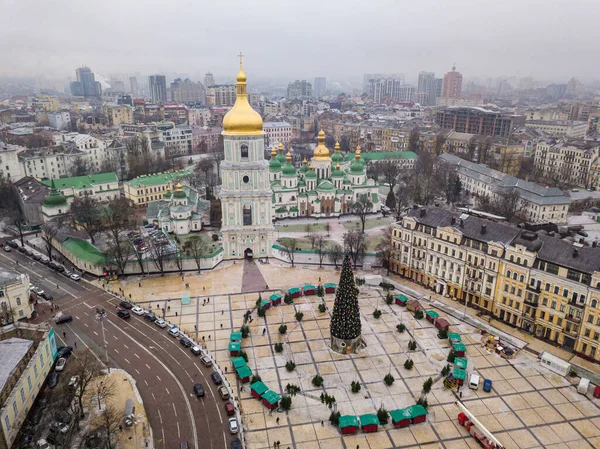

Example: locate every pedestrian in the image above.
[459,391,462,399]
[115,304,118,309]
[273,442,276,449]
[194,325,197,331]
[62,331,66,338]
[319,277,321,282]
[203,286,205,291]
[119,425,123,431]
[203,299,206,306]
[276,417,280,424]
[222,310,224,315]
[263,328,266,336]
[139,282,141,287]
[74,341,77,348]
[56,304,59,310]
[207,298,210,303]
[208,335,211,340]
[175,311,178,316]
[277,441,280,448]
[321,420,324,426]
[220,323,223,328]
[129,294,132,299]
[202,336,205,341]
[168,306,171,311]
[225,366,228,373]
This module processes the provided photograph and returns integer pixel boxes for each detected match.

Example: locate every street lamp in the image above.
[95,308,110,373]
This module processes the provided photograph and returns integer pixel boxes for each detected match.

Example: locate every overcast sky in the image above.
[2,0,598,84]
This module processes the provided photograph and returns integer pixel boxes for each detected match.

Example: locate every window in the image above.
[33,364,38,378]
[243,175,249,184]
[594,299,599,308]
[563,289,569,298]
[560,304,566,312]
[4,416,9,432]
[12,401,17,416]
[506,270,511,278]
[588,315,594,323]
[240,144,249,158]
[551,301,556,309]
[554,286,559,294]
[20,387,25,403]
[27,376,32,390]
[16,297,21,305]
[520,275,525,283]
[242,204,252,226]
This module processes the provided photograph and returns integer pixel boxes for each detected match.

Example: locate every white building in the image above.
[188,108,212,127]
[161,125,193,158]
[0,270,32,322]
[534,139,600,189]
[219,62,274,259]
[0,143,25,181]
[525,120,588,139]
[19,146,81,179]
[47,111,71,131]
[263,122,293,146]
[146,183,209,235]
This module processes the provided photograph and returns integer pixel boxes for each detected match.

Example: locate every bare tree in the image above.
[478,190,526,222]
[279,237,297,268]
[352,194,373,233]
[147,237,170,276]
[69,191,102,243]
[129,241,145,275]
[308,232,319,250]
[327,242,343,269]
[11,212,27,247]
[102,197,136,274]
[375,226,393,274]
[314,236,327,268]
[378,161,402,192]
[65,349,106,418]
[409,126,421,152]
[304,223,312,239]
[343,230,367,269]
[70,157,89,177]
[97,404,122,449]
[183,235,209,272]
[434,132,447,156]
[209,135,225,184]
[41,222,59,260]
[325,222,331,237]
[192,159,215,189]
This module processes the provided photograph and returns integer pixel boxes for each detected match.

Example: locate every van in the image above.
[577,378,590,395]
[469,374,480,390]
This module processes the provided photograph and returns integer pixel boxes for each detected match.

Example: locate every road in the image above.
[0,248,234,449]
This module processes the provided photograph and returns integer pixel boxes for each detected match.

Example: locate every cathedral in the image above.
[269,132,381,219]
[220,56,275,259]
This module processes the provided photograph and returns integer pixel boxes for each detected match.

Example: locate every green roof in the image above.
[232,357,247,369]
[448,333,461,342]
[228,342,241,352]
[236,365,252,378]
[125,170,190,188]
[275,207,287,213]
[304,285,316,290]
[454,357,468,369]
[43,180,68,207]
[41,172,118,190]
[324,283,336,288]
[269,294,282,301]
[359,414,380,427]
[261,390,281,405]
[390,408,412,422]
[289,206,298,212]
[425,310,440,319]
[394,294,409,302]
[453,367,466,380]
[288,287,301,294]
[361,151,418,161]
[452,342,467,352]
[350,159,364,174]
[282,162,296,176]
[230,332,242,341]
[317,180,335,191]
[339,415,359,428]
[305,170,317,179]
[260,299,271,308]
[406,404,428,418]
[62,237,105,264]
[250,381,268,395]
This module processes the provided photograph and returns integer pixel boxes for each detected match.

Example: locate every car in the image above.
[68,376,79,389]
[18,246,26,253]
[32,253,41,260]
[133,237,143,245]
[218,386,230,400]
[56,346,73,359]
[40,292,53,301]
[155,319,167,328]
[48,372,60,389]
[55,265,65,273]
[230,438,242,449]
[48,261,59,270]
[228,417,239,434]
[70,274,80,281]
[193,383,205,397]
[200,356,212,367]
[40,257,49,265]
[7,241,18,248]
[49,422,69,434]
[211,372,222,385]
[63,270,72,277]
[143,312,157,322]
[483,378,493,393]
[225,402,235,416]
[117,309,130,319]
[36,439,52,449]
[3,245,10,252]
[167,327,180,337]
[55,358,67,372]
[191,345,202,356]
[54,315,73,325]
[24,248,33,256]
[54,410,71,424]
[131,306,145,315]
[180,337,192,348]
[119,301,133,309]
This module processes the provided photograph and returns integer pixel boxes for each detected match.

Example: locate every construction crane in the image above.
[455,400,505,449]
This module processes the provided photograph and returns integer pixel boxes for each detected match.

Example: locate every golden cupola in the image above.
[222,53,263,135]
[313,130,331,161]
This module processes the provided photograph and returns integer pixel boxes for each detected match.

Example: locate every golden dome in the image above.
[222,54,263,135]
[270,146,277,157]
[286,151,292,162]
[175,182,183,191]
[313,129,331,161]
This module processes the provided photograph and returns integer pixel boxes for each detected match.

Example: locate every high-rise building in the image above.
[287,80,312,99]
[204,72,215,88]
[435,107,519,138]
[129,76,139,96]
[314,77,326,99]
[149,75,167,103]
[206,85,236,106]
[168,78,206,104]
[441,65,463,99]
[417,71,437,106]
[69,66,102,98]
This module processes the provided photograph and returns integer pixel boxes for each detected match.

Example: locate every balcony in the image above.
[563,325,579,337]
[524,298,539,307]
[565,314,581,324]
[526,285,541,294]
[567,300,584,310]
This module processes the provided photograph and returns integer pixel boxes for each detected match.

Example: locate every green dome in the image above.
[332,166,345,177]
[298,179,306,187]
[282,162,297,176]
[43,181,67,207]
[276,145,286,164]
[299,160,309,174]
[172,182,187,198]
[305,169,317,179]
[350,159,364,174]
[269,157,281,171]
[343,176,351,185]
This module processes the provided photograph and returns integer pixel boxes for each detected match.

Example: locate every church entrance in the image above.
[244,248,253,259]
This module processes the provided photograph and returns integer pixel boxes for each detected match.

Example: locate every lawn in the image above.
[342,216,393,231]
[276,234,384,253]
[175,232,220,254]
[274,222,329,233]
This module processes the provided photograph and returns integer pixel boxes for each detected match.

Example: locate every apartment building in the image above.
[526,120,588,139]
[19,146,81,179]
[188,108,212,127]
[103,104,134,126]
[263,122,293,146]
[439,153,571,223]
[47,111,71,131]
[0,270,32,323]
[0,323,57,449]
[0,143,24,181]
[206,85,236,106]
[533,139,600,189]
[163,105,190,124]
[390,206,600,361]
[435,107,521,138]
[161,125,193,158]
[124,170,190,206]
[360,151,418,171]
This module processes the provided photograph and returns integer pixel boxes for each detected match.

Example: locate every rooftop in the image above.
[0,338,33,393]
[125,170,190,188]
[41,172,118,190]
[0,269,25,286]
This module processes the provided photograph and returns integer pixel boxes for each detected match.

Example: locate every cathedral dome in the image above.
[222,60,263,135]
[173,182,187,199]
[282,152,297,176]
[313,130,330,161]
[305,164,317,179]
[269,147,281,172]
[43,180,67,207]
[276,143,286,164]
[331,141,343,164]
[299,157,309,174]
[350,146,364,174]
[332,163,344,178]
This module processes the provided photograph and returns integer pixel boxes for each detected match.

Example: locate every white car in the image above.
[155,319,167,328]
[55,358,67,372]
[68,376,79,388]
[131,306,145,316]
[228,417,239,434]
[70,274,81,281]
[167,327,180,337]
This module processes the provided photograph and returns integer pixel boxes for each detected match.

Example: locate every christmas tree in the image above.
[330,256,361,340]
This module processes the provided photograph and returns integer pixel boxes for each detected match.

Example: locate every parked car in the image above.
[483,378,493,393]
[218,386,230,399]
[54,315,73,325]
[180,337,192,348]
[48,261,60,270]
[155,319,167,328]
[48,372,60,389]
[49,422,69,434]
[24,248,33,256]
[63,270,72,277]
[131,306,145,315]
[224,402,235,416]
[119,301,133,309]
[55,358,67,372]
[18,246,26,253]
[191,345,202,356]
[143,312,157,322]
[193,383,205,397]
[167,327,180,337]
[211,372,222,385]
[32,253,41,260]
[3,245,11,252]
[56,346,73,359]
[70,274,81,281]
[7,241,18,248]
[40,292,53,301]
[230,438,242,449]
[201,356,212,367]
[68,376,79,389]
[228,417,239,434]
[117,309,131,319]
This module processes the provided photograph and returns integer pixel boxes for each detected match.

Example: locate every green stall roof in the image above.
[454,357,468,369]
[288,287,301,294]
[228,342,241,352]
[304,284,316,290]
[232,357,247,369]
[453,367,466,380]
[250,381,268,395]
[324,283,336,289]
[394,294,409,302]
[230,332,242,341]
[425,310,440,319]
[448,332,462,342]
[236,365,252,379]
[262,390,281,405]
[359,414,380,427]
[339,415,359,429]
[269,294,282,301]
[389,408,412,422]
[406,404,428,418]
[452,342,467,352]
[260,299,271,308]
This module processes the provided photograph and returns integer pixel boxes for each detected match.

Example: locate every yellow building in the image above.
[0,324,58,449]
[103,104,134,126]
[123,170,190,206]
[31,95,59,113]
[0,270,32,323]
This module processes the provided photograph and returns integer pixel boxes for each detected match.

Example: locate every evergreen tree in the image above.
[330,256,362,340]
[385,190,396,210]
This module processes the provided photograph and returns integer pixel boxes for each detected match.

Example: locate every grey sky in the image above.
[2,0,598,84]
